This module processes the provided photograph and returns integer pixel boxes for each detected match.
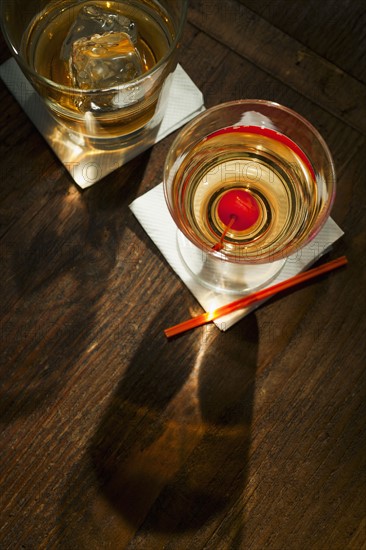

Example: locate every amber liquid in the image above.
[21,1,174,139]
[171,127,320,261]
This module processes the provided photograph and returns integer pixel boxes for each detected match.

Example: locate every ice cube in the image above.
[61,4,138,61]
[70,31,143,90]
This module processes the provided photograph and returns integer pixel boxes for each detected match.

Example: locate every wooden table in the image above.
[1,1,365,548]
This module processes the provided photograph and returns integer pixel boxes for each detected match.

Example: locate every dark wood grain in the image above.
[0,1,365,549]
[189,0,366,135]
[239,0,366,84]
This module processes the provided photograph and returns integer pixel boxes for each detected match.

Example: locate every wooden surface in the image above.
[1,1,365,548]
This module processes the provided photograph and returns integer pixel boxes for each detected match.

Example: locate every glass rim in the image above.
[164,99,337,264]
[0,0,188,94]
[168,99,335,165]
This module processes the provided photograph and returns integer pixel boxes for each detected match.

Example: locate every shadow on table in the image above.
[0,151,150,422]
[57,296,258,547]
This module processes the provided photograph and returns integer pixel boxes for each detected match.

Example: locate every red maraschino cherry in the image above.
[217,189,260,231]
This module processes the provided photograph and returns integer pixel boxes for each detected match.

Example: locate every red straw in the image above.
[164,256,348,338]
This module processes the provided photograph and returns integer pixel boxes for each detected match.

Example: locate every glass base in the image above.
[177,230,286,295]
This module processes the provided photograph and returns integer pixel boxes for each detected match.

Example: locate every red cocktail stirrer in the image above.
[164,255,348,338]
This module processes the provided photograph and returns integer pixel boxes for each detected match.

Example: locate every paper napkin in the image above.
[0,59,205,188]
[130,183,344,330]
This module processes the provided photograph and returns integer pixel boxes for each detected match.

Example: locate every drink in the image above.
[22,2,168,87]
[164,101,335,293]
[6,0,185,143]
[168,126,319,262]
[21,1,175,138]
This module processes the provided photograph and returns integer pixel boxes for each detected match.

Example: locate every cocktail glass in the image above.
[164,100,336,294]
[0,0,188,151]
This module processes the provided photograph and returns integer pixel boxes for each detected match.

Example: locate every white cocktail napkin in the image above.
[0,58,205,188]
[130,183,344,330]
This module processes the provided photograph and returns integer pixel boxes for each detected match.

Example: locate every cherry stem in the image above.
[212,214,237,251]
